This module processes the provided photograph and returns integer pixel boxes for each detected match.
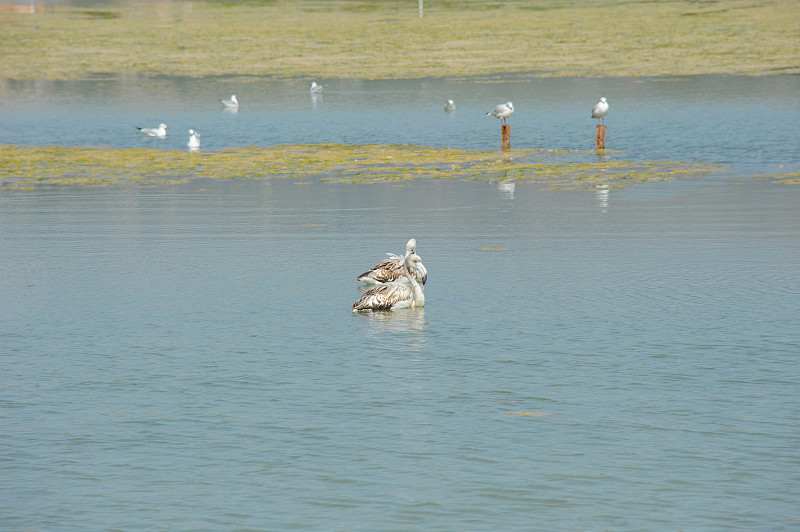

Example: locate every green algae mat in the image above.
[1,0,798,81]
[0,144,725,191]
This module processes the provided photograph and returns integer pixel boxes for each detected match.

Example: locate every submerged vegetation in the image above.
[1,0,798,80]
[0,144,720,191]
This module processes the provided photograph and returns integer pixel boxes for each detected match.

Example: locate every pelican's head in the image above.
[404,253,427,285]
[415,259,428,286]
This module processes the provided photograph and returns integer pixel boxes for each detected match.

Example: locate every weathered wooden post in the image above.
[595,124,606,150]
[486,101,514,149]
[501,124,511,150]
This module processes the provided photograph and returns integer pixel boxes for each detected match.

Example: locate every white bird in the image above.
[444,99,456,112]
[136,123,168,137]
[187,129,201,149]
[220,94,239,108]
[353,254,426,312]
[357,238,427,286]
[310,82,324,94]
[592,97,609,124]
[486,102,514,125]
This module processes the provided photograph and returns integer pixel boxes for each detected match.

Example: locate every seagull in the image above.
[592,97,609,124]
[357,238,427,286]
[187,129,201,149]
[444,99,456,112]
[310,82,324,94]
[136,123,168,137]
[486,102,514,125]
[352,254,426,312]
[220,94,238,108]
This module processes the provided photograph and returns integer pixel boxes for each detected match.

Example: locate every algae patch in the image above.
[755,171,800,185]
[0,144,720,191]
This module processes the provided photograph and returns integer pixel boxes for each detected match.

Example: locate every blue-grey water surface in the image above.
[1,75,800,530]
[2,74,799,169]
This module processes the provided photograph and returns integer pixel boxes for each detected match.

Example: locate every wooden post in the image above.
[595,124,606,150]
[501,124,511,150]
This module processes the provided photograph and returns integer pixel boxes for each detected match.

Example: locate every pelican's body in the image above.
[353,254,426,312]
[592,97,609,124]
[357,238,427,286]
[310,82,324,94]
[220,94,239,108]
[486,102,514,124]
[444,99,456,112]
[137,123,168,137]
[187,129,201,149]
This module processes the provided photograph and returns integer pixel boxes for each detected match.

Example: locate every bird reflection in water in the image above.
[495,180,515,200]
[353,307,428,350]
[595,184,609,212]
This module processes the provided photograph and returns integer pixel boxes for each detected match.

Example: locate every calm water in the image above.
[2,75,800,530]
[1,74,799,168]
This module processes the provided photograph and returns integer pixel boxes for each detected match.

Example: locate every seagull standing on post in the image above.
[486,102,514,125]
[592,97,609,125]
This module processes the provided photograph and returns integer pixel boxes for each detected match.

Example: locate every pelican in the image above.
[357,238,427,286]
[310,82,324,94]
[136,123,168,137]
[220,94,239,108]
[592,97,609,124]
[486,101,514,125]
[187,129,201,149]
[444,99,456,112]
[353,254,426,312]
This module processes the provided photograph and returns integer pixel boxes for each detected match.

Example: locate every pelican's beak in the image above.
[417,262,428,286]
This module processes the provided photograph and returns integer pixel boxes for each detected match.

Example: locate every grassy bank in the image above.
[1,0,798,81]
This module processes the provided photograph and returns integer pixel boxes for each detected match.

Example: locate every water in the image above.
[2,74,799,169]
[2,75,800,530]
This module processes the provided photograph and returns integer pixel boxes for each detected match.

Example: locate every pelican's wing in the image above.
[356,256,403,284]
[352,283,413,311]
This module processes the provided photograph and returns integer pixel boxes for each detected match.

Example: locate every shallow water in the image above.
[2,75,800,530]
[2,175,799,530]
[1,74,799,170]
